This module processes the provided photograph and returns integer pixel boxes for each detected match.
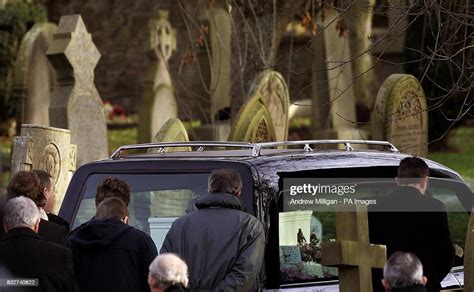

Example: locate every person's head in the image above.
[95,197,129,224]
[95,177,131,207]
[148,253,188,292]
[7,171,46,208]
[396,157,429,194]
[382,251,427,291]
[32,170,55,213]
[208,169,242,197]
[3,196,40,233]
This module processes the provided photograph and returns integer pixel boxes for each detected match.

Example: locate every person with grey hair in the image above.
[161,169,265,291]
[382,252,428,292]
[0,196,78,291]
[148,253,188,292]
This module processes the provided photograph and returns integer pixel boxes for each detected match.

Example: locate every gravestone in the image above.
[465,207,474,291]
[228,94,276,143]
[249,70,290,141]
[11,124,77,214]
[150,118,191,152]
[322,204,386,292]
[138,10,178,143]
[372,74,428,156]
[46,14,108,167]
[13,22,57,132]
[311,7,363,140]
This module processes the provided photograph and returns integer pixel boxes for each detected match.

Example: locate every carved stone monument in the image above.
[249,70,290,142]
[465,207,474,291]
[228,94,276,143]
[322,205,386,292]
[311,7,364,141]
[13,22,57,132]
[11,124,77,213]
[372,74,428,156]
[138,10,178,143]
[150,118,191,152]
[46,14,108,167]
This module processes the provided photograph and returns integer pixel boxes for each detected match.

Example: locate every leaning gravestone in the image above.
[249,70,290,142]
[46,14,108,167]
[228,94,276,143]
[11,124,77,214]
[372,74,428,156]
[13,23,57,132]
[150,118,191,152]
[138,10,178,143]
[465,207,474,291]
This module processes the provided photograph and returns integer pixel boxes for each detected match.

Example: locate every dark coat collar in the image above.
[1,227,39,242]
[195,192,242,211]
[391,284,426,292]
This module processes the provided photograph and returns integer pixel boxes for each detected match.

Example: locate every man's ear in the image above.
[381,279,391,291]
[422,276,427,285]
[235,191,241,198]
[33,218,41,233]
[395,177,400,186]
[122,216,129,225]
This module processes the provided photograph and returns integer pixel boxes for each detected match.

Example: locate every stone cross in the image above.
[46,14,108,167]
[372,74,428,156]
[465,207,474,291]
[138,10,178,143]
[13,22,57,132]
[11,124,77,214]
[322,204,386,292]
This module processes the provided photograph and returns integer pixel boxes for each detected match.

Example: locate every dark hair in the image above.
[32,169,52,190]
[96,197,128,220]
[96,177,131,206]
[397,157,429,185]
[208,169,242,195]
[7,171,47,208]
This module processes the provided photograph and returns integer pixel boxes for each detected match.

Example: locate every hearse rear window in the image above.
[72,173,209,249]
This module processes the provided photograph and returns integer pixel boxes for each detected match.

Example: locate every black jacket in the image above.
[47,213,70,233]
[161,193,266,291]
[368,186,454,292]
[69,217,157,292]
[0,227,78,292]
[0,218,67,246]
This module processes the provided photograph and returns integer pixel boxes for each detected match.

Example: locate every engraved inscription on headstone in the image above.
[46,14,108,166]
[11,124,77,213]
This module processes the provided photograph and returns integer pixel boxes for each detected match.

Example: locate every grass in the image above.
[107,127,137,154]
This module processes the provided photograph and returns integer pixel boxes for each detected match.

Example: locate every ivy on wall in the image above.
[0,1,47,124]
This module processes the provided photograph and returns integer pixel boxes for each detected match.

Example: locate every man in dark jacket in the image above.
[369,157,454,292]
[2,171,67,246]
[161,169,266,291]
[69,197,157,292]
[0,196,78,291]
[382,252,427,292]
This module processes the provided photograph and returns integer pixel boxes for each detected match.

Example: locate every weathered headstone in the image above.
[13,23,57,132]
[311,7,363,140]
[11,124,77,214]
[228,94,276,143]
[465,207,474,291]
[46,14,108,167]
[372,74,428,156]
[322,205,386,292]
[138,10,178,143]
[150,118,191,152]
[249,70,290,141]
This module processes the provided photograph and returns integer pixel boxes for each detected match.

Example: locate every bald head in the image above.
[148,253,188,291]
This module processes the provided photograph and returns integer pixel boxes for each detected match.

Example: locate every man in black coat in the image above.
[2,171,67,246]
[69,197,157,292]
[369,157,454,292]
[161,169,266,291]
[0,196,78,291]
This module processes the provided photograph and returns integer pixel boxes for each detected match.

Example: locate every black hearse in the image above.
[59,140,471,290]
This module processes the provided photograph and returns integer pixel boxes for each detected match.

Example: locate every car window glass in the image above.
[72,173,209,249]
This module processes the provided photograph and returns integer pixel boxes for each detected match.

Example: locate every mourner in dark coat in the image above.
[369,157,454,292]
[161,169,265,291]
[69,197,157,292]
[0,196,78,292]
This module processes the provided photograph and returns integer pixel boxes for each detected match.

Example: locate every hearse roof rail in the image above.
[110,140,399,159]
